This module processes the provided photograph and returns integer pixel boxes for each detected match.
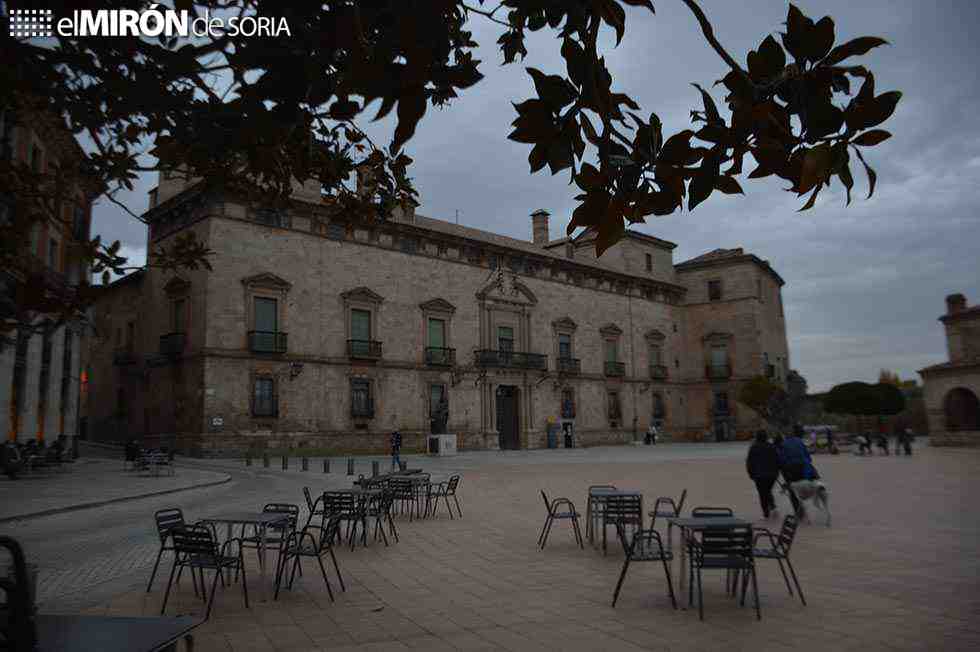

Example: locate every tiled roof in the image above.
[677,247,744,265]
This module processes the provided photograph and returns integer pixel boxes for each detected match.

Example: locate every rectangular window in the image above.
[172,299,186,333]
[351,379,372,416]
[653,393,665,419]
[254,297,278,333]
[253,377,276,417]
[429,384,446,417]
[48,238,58,269]
[558,333,572,359]
[607,391,622,421]
[351,308,371,341]
[710,345,727,367]
[497,326,514,352]
[561,388,575,418]
[605,339,618,362]
[645,253,652,271]
[649,344,662,365]
[708,280,722,301]
[326,222,346,240]
[427,318,446,349]
[399,237,418,254]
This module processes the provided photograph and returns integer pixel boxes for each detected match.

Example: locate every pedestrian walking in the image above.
[390,429,402,470]
[858,431,873,455]
[746,430,781,519]
[899,428,914,456]
[779,425,819,517]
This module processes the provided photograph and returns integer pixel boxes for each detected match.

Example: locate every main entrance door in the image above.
[496,385,520,450]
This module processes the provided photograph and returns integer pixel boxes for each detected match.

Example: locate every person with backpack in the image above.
[746,430,781,519]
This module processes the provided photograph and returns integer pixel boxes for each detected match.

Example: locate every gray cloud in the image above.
[90,0,980,392]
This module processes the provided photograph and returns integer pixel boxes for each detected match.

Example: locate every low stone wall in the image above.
[929,430,980,447]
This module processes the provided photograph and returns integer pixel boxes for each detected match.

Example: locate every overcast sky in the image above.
[90,1,980,392]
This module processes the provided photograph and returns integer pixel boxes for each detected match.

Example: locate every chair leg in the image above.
[571,515,584,549]
[453,495,462,518]
[785,558,807,605]
[661,557,677,609]
[611,557,631,607]
[387,512,399,543]
[315,554,335,603]
[775,558,793,596]
[445,494,454,520]
[540,515,554,549]
[146,546,165,593]
[696,567,704,621]
[239,553,249,609]
[203,567,222,621]
[751,567,761,620]
[273,552,287,601]
[329,547,346,592]
[537,515,550,547]
[160,559,180,615]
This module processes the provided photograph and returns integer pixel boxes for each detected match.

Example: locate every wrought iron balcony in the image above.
[425,347,456,367]
[347,339,382,360]
[707,364,731,380]
[557,357,581,375]
[650,364,668,380]
[474,349,547,370]
[159,332,185,357]
[248,330,288,354]
[351,398,375,418]
[604,360,626,377]
[113,349,138,366]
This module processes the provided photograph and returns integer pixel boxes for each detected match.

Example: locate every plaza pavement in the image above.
[23,442,978,651]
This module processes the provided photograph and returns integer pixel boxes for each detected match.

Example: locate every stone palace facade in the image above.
[86,172,792,456]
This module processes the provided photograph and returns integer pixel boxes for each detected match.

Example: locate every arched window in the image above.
[944,388,980,431]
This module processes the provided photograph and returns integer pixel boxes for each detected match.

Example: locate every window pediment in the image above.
[645,329,666,342]
[419,298,456,315]
[600,323,623,337]
[703,331,733,343]
[163,276,191,296]
[241,272,292,292]
[552,316,577,332]
[476,272,537,306]
[342,286,384,305]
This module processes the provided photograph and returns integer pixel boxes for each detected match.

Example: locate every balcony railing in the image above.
[348,339,382,360]
[650,364,668,380]
[159,332,186,357]
[604,360,626,377]
[424,347,456,367]
[557,357,581,375]
[474,349,547,370]
[351,398,375,418]
[707,364,731,380]
[248,330,288,354]
[113,349,138,366]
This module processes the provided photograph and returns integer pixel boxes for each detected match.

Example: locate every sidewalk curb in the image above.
[0,472,232,524]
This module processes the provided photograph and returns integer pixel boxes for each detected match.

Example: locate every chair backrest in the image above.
[171,525,218,558]
[604,494,642,525]
[777,514,799,553]
[324,492,357,513]
[303,487,315,511]
[691,506,733,518]
[154,508,186,543]
[389,478,414,498]
[675,489,688,515]
[697,525,753,563]
[446,475,460,494]
[322,512,344,548]
[540,490,552,513]
[263,503,300,529]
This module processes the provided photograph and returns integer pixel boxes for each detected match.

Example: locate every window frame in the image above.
[252,375,278,418]
[607,390,622,425]
[645,253,652,271]
[351,378,373,418]
[707,279,722,301]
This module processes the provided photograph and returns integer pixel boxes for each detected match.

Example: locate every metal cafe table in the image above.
[200,511,290,601]
[586,488,643,549]
[32,615,201,652]
[665,515,752,601]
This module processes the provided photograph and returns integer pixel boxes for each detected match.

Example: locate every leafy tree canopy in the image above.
[1,1,900,335]
[824,381,906,417]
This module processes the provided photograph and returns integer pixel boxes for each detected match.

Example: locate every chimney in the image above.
[946,293,967,315]
[531,209,550,246]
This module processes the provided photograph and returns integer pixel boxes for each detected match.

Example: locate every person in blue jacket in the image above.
[779,424,819,516]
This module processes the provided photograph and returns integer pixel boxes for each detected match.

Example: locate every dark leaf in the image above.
[839,161,854,206]
[852,146,877,198]
[528,142,548,173]
[805,16,835,61]
[658,130,699,166]
[688,151,720,211]
[782,4,814,62]
[852,129,892,146]
[847,91,902,131]
[576,163,607,192]
[527,67,578,109]
[580,113,601,146]
[391,89,426,153]
[599,0,627,45]
[747,35,786,81]
[799,143,832,195]
[561,38,587,87]
[823,37,889,66]
[546,138,575,175]
[798,185,820,211]
[692,84,721,124]
[620,0,656,12]
[714,175,744,195]
[329,99,360,121]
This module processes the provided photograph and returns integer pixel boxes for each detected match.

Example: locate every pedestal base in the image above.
[428,433,458,456]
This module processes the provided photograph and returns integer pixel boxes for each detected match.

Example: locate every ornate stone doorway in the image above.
[496,385,520,450]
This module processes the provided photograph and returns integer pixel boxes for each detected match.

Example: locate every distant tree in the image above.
[739,375,789,430]
[1,1,901,336]
[824,380,906,431]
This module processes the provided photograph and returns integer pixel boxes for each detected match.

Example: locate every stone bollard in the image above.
[323,458,330,473]
[262,453,270,468]
[282,455,288,471]
[372,460,379,477]
[347,457,354,476]
[301,457,309,471]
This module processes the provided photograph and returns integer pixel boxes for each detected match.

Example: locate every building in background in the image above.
[920,293,980,446]
[0,105,95,445]
[85,170,791,456]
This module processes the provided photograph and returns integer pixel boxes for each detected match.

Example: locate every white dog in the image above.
[785,479,831,527]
